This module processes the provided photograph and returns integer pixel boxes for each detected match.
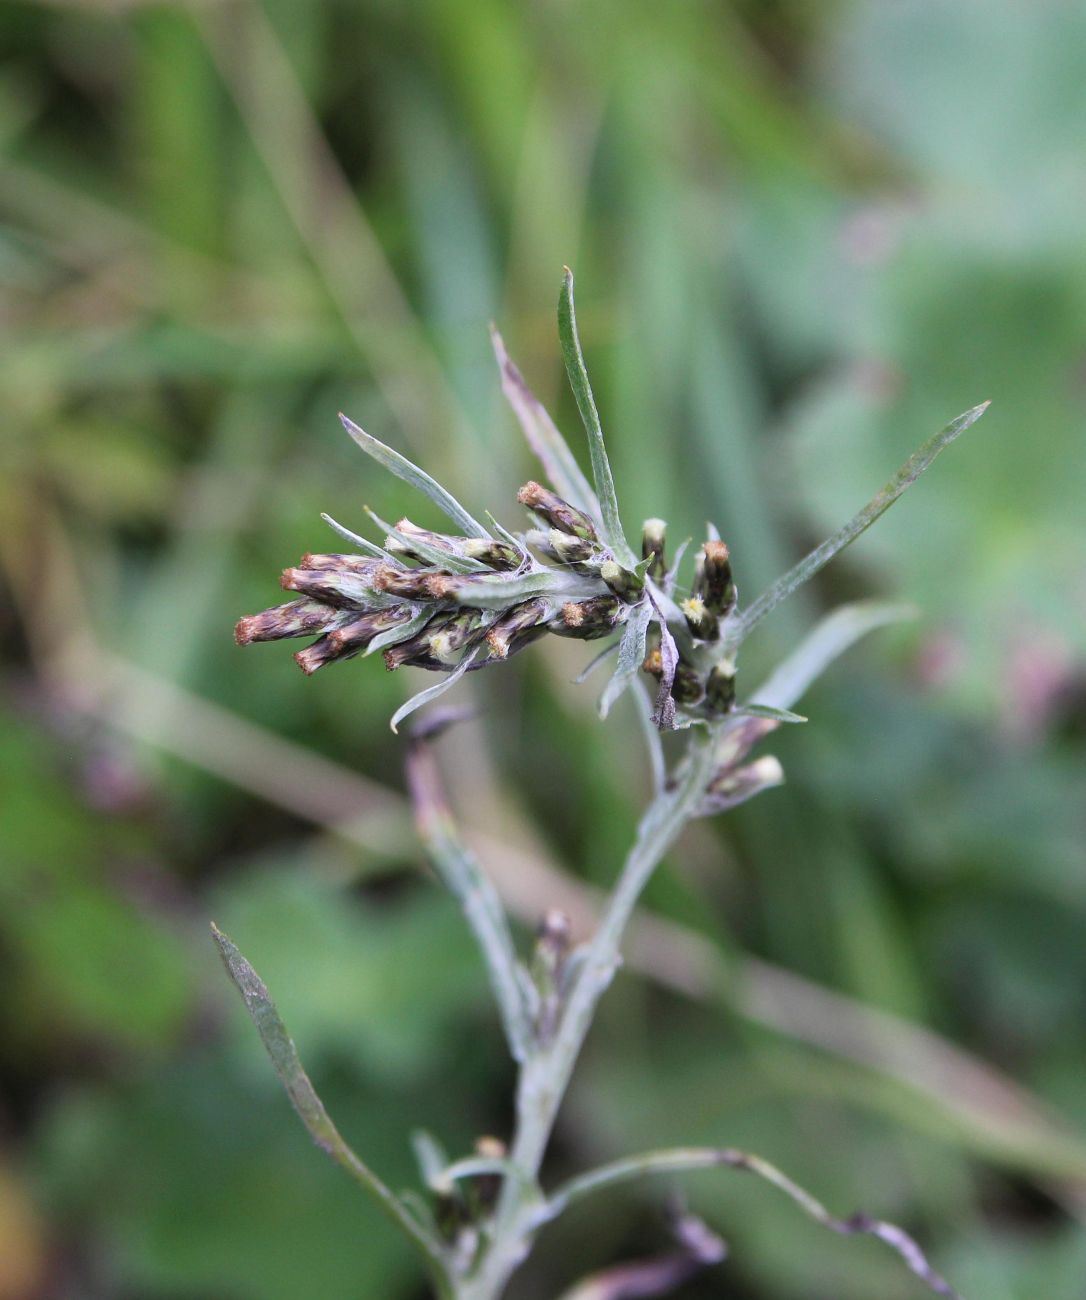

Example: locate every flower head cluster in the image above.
[235,477,631,680]
[236,269,987,753]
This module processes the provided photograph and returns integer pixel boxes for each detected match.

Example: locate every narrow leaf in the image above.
[431,1155,534,1198]
[405,736,533,1062]
[574,640,621,684]
[490,325,600,520]
[320,512,391,559]
[365,606,431,657]
[452,569,591,610]
[648,595,678,730]
[339,413,491,540]
[363,507,488,574]
[544,1147,960,1298]
[734,703,807,724]
[411,1130,451,1188]
[734,402,990,645]
[390,647,480,733]
[750,600,916,711]
[557,269,634,563]
[210,924,449,1276]
[599,601,652,718]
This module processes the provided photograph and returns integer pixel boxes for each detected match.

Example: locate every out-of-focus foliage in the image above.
[1,1,1084,1297]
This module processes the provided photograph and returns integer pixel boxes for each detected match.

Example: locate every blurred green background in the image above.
[2,1,1085,1296]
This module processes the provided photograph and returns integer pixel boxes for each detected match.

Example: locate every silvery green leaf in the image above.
[750,601,916,711]
[574,640,621,684]
[320,512,392,560]
[210,925,449,1279]
[405,736,532,1062]
[390,646,481,733]
[648,593,678,730]
[363,507,488,574]
[662,537,691,598]
[733,703,808,724]
[732,402,990,647]
[411,1130,451,1189]
[486,512,531,565]
[364,606,431,657]
[557,269,635,565]
[599,601,652,718]
[339,412,491,540]
[451,569,592,610]
[490,325,600,521]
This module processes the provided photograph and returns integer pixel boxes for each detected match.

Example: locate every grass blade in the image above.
[733,402,990,646]
[209,924,452,1289]
[339,413,490,539]
[557,269,635,564]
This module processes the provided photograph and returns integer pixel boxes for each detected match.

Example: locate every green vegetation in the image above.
[2,2,1085,1297]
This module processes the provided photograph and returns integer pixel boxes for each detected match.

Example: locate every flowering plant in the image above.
[218,269,986,1299]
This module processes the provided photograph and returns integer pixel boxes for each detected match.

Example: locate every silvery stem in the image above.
[459,728,719,1300]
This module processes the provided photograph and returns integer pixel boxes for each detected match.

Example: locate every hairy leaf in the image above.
[339,413,491,540]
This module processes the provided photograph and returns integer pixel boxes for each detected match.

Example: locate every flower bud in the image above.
[516,480,598,540]
[460,538,524,570]
[680,594,718,642]
[471,1136,507,1210]
[281,566,380,608]
[383,519,461,563]
[641,518,667,579]
[373,564,454,602]
[384,610,483,670]
[299,552,381,576]
[600,560,645,603]
[706,755,784,803]
[705,660,736,713]
[294,606,413,675]
[532,909,573,1043]
[553,596,624,640]
[235,598,348,645]
[695,540,736,619]
[527,528,601,568]
[426,610,488,663]
[642,648,703,704]
[486,598,550,659]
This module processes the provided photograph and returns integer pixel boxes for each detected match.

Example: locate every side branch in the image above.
[544,1146,961,1298]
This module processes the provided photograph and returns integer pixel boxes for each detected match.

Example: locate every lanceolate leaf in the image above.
[339,412,491,540]
[390,646,481,733]
[320,511,392,559]
[452,569,592,610]
[750,600,916,711]
[599,601,652,718]
[490,325,600,521]
[733,703,807,724]
[364,606,431,657]
[210,925,452,1291]
[557,270,635,564]
[732,402,990,647]
[363,507,489,574]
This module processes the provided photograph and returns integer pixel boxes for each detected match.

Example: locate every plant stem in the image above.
[460,729,719,1299]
